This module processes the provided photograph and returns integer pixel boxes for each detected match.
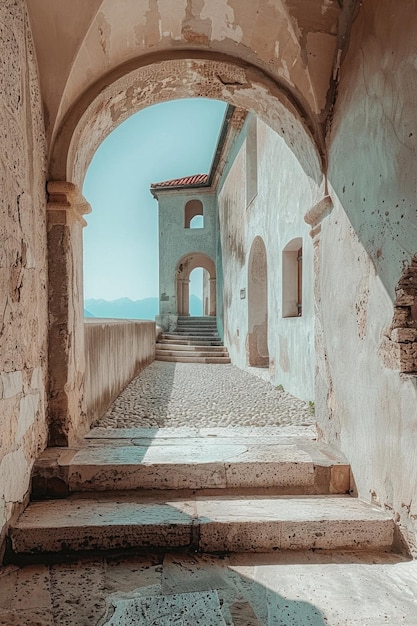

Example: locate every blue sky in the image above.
[82,98,227,301]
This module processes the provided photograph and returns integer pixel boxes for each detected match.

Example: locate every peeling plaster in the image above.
[200,0,243,43]
[96,12,111,60]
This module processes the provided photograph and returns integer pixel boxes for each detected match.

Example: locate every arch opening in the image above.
[185,199,204,229]
[176,253,216,317]
[50,56,323,189]
[189,267,210,316]
[247,236,269,367]
[45,53,323,446]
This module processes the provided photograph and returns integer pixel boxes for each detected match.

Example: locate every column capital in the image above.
[47,181,91,227]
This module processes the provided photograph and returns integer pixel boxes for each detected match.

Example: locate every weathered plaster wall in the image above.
[0,0,48,552]
[84,320,155,425]
[26,0,342,150]
[218,117,321,400]
[64,57,322,191]
[318,0,417,553]
[156,191,217,315]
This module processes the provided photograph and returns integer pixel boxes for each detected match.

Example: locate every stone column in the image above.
[209,278,217,316]
[47,181,91,446]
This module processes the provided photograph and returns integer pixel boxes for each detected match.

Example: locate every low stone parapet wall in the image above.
[84,319,155,425]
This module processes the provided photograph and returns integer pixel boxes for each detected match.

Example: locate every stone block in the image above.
[391,328,417,342]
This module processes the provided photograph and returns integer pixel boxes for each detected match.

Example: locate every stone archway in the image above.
[50,55,324,188]
[247,236,269,367]
[45,54,324,445]
[176,253,216,317]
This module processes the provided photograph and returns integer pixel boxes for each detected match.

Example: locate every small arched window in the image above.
[282,238,303,317]
[184,199,204,228]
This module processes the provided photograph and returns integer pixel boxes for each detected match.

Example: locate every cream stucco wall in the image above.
[85,319,155,425]
[0,0,49,553]
[218,116,321,400]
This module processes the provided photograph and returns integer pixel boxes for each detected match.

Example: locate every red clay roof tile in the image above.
[150,173,208,188]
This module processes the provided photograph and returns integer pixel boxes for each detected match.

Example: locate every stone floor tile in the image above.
[0,567,18,610]
[103,590,227,626]
[50,559,106,626]
[1,551,417,624]
[0,565,51,613]
[162,553,234,594]
[229,552,417,625]
[104,554,163,594]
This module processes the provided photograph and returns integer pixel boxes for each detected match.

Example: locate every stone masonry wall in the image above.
[0,0,48,553]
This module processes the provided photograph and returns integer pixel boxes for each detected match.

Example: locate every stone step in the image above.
[177,320,217,328]
[156,354,231,364]
[177,316,216,322]
[156,350,230,360]
[175,326,218,333]
[177,319,217,325]
[31,431,350,497]
[156,343,228,353]
[159,337,223,346]
[8,494,395,557]
[161,333,223,338]
[170,331,220,337]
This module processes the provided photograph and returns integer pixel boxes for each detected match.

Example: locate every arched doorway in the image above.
[247,236,269,367]
[176,253,216,317]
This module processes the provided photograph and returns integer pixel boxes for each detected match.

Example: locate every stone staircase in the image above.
[6,428,396,561]
[156,316,230,363]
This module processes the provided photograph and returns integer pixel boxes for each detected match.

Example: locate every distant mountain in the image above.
[84,295,203,320]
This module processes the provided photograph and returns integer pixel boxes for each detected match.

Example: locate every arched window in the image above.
[184,199,204,228]
[282,238,303,317]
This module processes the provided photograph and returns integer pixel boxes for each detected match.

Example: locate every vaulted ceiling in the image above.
[26,0,359,181]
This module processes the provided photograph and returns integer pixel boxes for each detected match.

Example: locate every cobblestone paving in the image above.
[96,361,315,429]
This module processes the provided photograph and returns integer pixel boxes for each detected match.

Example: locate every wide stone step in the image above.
[156,350,230,360]
[159,337,223,346]
[156,343,228,352]
[31,430,350,497]
[8,494,394,557]
[175,326,218,333]
[156,354,231,363]
[177,322,217,326]
[176,330,218,335]
[177,317,216,322]
[177,319,217,324]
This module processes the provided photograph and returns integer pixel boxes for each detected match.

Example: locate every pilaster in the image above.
[47,181,91,446]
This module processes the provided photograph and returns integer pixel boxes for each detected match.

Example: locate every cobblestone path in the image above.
[96,361,315,430]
